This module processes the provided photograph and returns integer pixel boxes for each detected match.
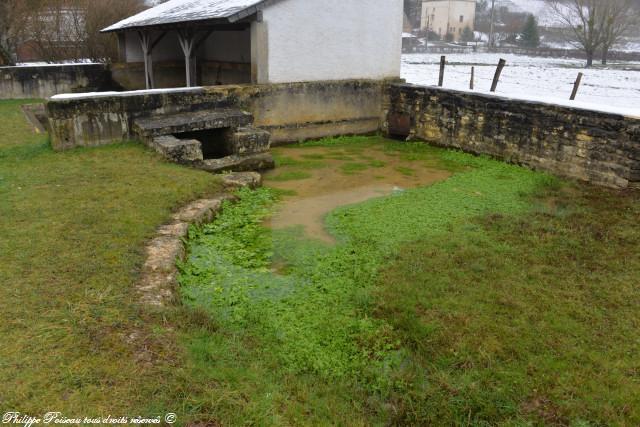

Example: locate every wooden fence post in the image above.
[438,56,446,87]
[570,72,584,100]
[490,58,506,92]
[470,66,475,90]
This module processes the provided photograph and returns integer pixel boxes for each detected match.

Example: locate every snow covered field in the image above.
[402,53,640,117]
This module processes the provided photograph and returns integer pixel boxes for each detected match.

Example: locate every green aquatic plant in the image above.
[273,154,298,167]
[267,170,312,181]
[369,160,387,168]
[300,153,326,160]
[340,162,370,175]
[177,139,559,424]
[394,166,415,176]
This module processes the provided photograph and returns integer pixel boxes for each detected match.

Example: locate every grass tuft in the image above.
[268,170,312,181]
[340,162,370,175]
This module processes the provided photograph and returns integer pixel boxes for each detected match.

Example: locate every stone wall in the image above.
[0,64,113,99]
[384,84,640,188]
[46,79,388,150]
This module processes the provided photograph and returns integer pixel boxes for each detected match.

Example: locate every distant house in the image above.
[421,0,475,42]
[402,32,419,53]
[102,0,403,90]
[17,6,86,63]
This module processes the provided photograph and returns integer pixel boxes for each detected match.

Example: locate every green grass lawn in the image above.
[375,185,640,425]
[0,100,222,415]
[2,99,639,426]
[179,138,640,425]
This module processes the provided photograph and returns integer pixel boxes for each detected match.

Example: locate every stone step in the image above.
[133,109,254,139]
[198,152,275,174]
[151,135,203,164]
[225,126,271,155]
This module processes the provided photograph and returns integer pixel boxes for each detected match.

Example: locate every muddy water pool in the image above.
[262,140,453,243]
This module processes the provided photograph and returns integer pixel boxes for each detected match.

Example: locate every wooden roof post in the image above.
[137,31,167,89]
[137,31,153,89]
[178,30,196,87]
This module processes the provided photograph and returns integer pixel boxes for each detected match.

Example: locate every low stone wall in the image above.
[0,64,113,99]
[46,79,387,150]
[384,84,640,188]
[139,172,261,307]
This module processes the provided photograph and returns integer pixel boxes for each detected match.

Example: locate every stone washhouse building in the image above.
[103,0,405,89]
[43,0,404,173]
[42,0,640,189]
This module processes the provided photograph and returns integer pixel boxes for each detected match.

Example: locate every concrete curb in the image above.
[138,172,262,307]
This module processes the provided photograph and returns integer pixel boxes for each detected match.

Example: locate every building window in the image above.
[460,15,464,23]
[459,28,462,34]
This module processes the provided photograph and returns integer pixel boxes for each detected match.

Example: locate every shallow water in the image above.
[263,144,452,243]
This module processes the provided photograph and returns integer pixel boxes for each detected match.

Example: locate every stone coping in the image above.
[138,172,262,307]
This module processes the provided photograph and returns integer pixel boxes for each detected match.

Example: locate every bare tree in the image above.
[25,0,87,62]
[546,0,605,67]
[0,2,12,64]
[403,0,421,29]
[489,0,497,49]
[0,0,42,65]
[599,0,639,64]
[22,0,145,63]
[83,0,146,61]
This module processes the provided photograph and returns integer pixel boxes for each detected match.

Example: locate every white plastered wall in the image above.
[255,0,403,84]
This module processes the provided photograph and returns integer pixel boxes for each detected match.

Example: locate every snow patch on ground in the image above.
[402,53,640,117]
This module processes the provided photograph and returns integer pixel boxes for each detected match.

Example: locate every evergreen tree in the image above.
[520,14,540,48]
[403,0,421,29]
[461,27,475,43]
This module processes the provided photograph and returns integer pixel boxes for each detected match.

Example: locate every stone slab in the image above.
[151,135,204,163]
[143,236,185,275]
[138,271,178,307]
[199,152,275,174]
[226,126,271,155]
[172,197,227,224]
[133,109,253,139]
[156,221,190,238]
[221,172,263,190]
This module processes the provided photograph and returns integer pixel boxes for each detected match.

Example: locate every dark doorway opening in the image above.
[387,113,411,140]
[174,129,231,159]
